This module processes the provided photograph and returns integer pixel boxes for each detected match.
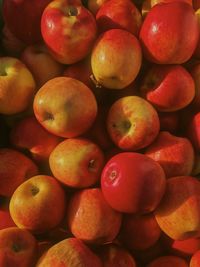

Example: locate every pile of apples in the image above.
[2,0,200,266]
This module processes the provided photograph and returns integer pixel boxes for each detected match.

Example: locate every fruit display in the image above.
[1,0,200,266]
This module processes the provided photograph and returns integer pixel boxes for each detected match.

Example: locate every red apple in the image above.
[3,0,52,44]
[119,213,161,251]
[91,29,142,89]
[139,1,199,64]
[147,255,188,267]
[187,112,200,151]
[49,138,105,188]
[101,152,166,213]
[96,0,142,36]
[36,238,102,267]
[155,176,200,240]
[0,148,38,197]
[140,64,195,111]
[145,131,195,178]
[190,250,200,267]
[10,116,62,165]
[67,188,122,244]
[0,198,15,230]
[0,227,38,267]
[107,96,160,151]
[33,77,97,138]
[41,0,97,64]
[9,175,67,234]
[20,43,64,88]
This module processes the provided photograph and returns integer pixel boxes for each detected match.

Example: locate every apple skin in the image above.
[155,176,200,240]
[97,244,137,267]
[91,29,142,89]
[0,198,16,230]
[140,64,195,112]
[0,148,38,197]
[96,0,142,36]
[187,112,200,151]
[193,0,200,9]
[0,57,36,115]
[190,250,200,267]
[161,234,200,259]
[145,131,195,178]
[101,152,166,214]
[146,255,188,267]
[49,138,105,188]
[41,0,97,64]
[3,0,52,44]
[87,0,109,15]
[158,112,179,134]
[36,238,102,267]
[20,44,64,88]
[119,213,161,251]
[1,24,26,57]
[107,96,160,151]
[10,116,62,165]
[33,77,97,138]
[67,188,122,244]
[0,227,38,267]
[139,1,199,64]
[9,175,67,234]
[189,62,200,110]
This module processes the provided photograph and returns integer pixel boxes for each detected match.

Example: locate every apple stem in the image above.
[90,74,102,88]
[68,6,78,16]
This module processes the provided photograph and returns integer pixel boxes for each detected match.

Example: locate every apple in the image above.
[0,227,38,267]
[119,213,161,251]
[87,0,109,15]
[33,77,97,138]
[1,24,26,57]
[101,152,166,213]
[189,62,200,110]
[67,188,122,244]
[9,175,67,234]
[155,176,200,240]
[139,1,199,64]
[0,57,36,115]
[20,43,64,88]
[147,255,189,267]
[107,96,160,151]
[36,237,102,267]
[3,0,52,44]
[187,112,200,151]
[0,148,38,197]
[49,138,105,188]
[41,0,97,64]
[91,29,142,89]
[140,64,195,112]
[0,198,15,230]
[145,131,195,178]
[97,243,137,267]
[10,116,62,165]
[96,0,142,36]
[190,250,200,267]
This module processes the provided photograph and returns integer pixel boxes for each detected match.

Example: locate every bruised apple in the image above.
[33,77,97,138]
[41,0,97,64]
[91,29,142,89]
